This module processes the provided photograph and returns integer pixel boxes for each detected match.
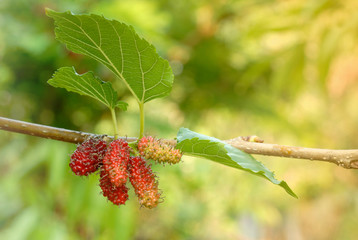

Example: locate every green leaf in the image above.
[116,100,128,111]
[176,128,297,198]
[48,67,118,109]
[46,9,173,103]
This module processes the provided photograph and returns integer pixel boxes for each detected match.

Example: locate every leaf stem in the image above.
[110,108,118,139]
[139,103,144,139]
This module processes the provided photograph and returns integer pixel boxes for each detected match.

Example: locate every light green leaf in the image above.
[48,67,117,109]
[176,128,297,198]
[46,9,173,103]
[116,100,128,111]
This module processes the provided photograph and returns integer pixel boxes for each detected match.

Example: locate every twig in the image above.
[224,138,358,169]
[0,116,136,144]
[1,116,357,169]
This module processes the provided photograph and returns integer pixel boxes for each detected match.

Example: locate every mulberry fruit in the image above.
[138,136,182,164]
[99,170,129,206]
[128,156,161,209]
[102,139,130,186]
[69,138,107,176]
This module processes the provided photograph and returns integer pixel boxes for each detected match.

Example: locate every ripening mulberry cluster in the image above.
[68,136,182,208]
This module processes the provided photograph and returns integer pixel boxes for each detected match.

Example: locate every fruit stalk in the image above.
[110,108,119,139]
[139,103,144,139]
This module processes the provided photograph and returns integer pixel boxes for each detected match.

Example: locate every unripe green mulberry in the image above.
[138,136,182,164]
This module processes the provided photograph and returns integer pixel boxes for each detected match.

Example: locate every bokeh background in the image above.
[1,0,358,239]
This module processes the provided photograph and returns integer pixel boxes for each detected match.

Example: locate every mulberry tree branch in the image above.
[1,116,358,169]
[0,116,136,144]
[225,138,358,169]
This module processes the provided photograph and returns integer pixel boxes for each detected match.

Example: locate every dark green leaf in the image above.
[46,9,173,103]
[176,128,297,198]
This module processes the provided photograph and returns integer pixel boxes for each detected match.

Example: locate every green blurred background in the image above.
[1,0,358,239]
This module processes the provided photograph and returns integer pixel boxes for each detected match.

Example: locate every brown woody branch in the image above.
[1,116,358,169]
[0,117,136,143]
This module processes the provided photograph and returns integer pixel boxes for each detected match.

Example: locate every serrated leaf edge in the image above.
[48,66,117,109]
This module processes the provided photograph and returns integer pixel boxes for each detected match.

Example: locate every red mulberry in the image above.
[69,138,107,176]
[102,139,130,186]
[99,170,129,206]
[128,156,161,209]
